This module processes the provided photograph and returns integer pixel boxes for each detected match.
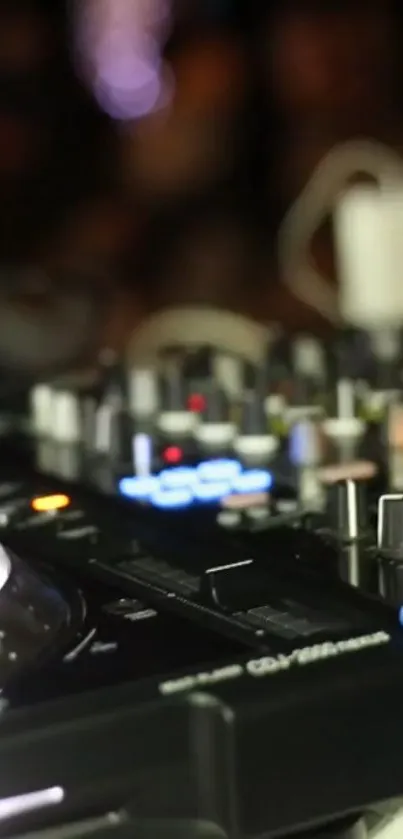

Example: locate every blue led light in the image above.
[399,606,403,627]
[119,476,158,499]
[197,459,242,483]
[193,481,231,502]
[159,467,198,489]
[150,487,193,510]
[232,470,273,494]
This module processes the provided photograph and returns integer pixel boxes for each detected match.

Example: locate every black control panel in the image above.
[2,331,403,839]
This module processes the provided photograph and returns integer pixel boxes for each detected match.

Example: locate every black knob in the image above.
[369,328,402,391]
[202,381,230,424]
[159,363,187,412]
[158,361,196,436]
[239,391,267,437]
[291,337,326,406]
[243,360,266,396]
[327,480,369,542]
[184,346,214,382]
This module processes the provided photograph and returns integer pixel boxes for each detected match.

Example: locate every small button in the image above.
[58,525,99,541]
[246,506,270,522]
[15,511,58,531]
[217,511,241,529]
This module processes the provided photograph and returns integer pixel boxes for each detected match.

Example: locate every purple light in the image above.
[74,0,172,120]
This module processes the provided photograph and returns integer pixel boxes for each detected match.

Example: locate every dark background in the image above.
[2,1,403,333]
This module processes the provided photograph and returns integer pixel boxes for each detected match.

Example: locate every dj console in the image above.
[3,324,403,839]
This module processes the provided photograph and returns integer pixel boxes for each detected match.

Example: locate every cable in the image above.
[278,139,403,324]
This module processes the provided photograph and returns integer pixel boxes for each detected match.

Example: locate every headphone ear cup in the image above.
[127,306,278,365]
[0,273,111,377]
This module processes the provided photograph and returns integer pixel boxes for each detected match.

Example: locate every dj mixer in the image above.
[3,317,403,839]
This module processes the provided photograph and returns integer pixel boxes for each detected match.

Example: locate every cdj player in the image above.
[2,311,403,839]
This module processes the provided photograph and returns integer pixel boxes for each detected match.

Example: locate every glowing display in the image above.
[159,467,198,489]
[31,494,71,513]
[399,606,403,627]
[119,476,159,499]
[232,470,273,494]
[119,463,274,508]
[150,488,193,510]
[197,459,242,483]
[193,482,231,502]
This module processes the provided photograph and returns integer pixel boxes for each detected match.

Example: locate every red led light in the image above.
[187,393,206,413]
[163,446,183,464]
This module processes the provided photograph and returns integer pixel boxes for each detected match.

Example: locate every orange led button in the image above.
[31,494,71,513]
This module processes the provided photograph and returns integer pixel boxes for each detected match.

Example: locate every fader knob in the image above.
[327,480,369,542]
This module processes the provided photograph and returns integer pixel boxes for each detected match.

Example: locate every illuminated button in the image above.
[197,459,241,483]
[150,488,193,510]
[119,476,158,500]
[232,470,273,494]
[188,393,206,413]
[31,494,70,513]
[193,481,231,502]
[163,446,183,464]
[159,467,197,489]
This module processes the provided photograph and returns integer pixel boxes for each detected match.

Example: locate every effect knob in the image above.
[158,362,195,437]
[323,379,365,440]
[194,381,235,448]
[234,390,278,459]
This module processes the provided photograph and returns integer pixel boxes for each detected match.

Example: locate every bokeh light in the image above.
[74,0,173,120]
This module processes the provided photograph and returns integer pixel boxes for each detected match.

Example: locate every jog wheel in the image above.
[0,544,76,689]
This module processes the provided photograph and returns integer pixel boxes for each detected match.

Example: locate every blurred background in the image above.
[2,0,403,371]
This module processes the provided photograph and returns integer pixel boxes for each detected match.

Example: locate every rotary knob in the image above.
[158,362,195,436]
[194,381,235,448]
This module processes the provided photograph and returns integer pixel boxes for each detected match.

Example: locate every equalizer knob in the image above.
[327,480,369,542]
[158,362,196,436]
[323,378,365,439]
[230,361,276,458]
[377,494,403,605]
[194,381,235,447]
